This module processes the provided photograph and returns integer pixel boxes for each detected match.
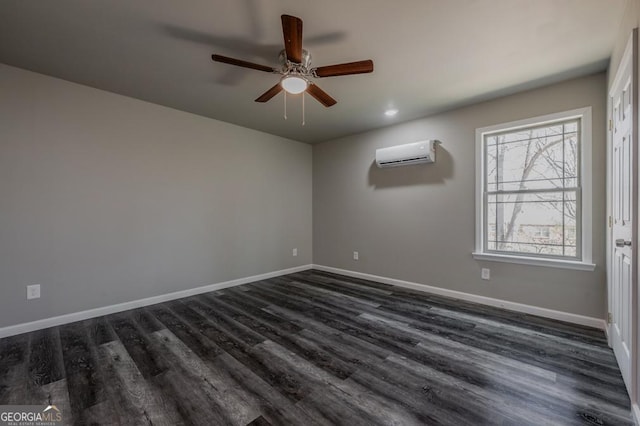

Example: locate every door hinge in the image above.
[608,312,613,324]
[609,119,613,131]
[609,216,613,228]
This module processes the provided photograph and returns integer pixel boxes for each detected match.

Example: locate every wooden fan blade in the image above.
[281,15,303,63]
[306,83,337,107]
[212,54,275,73]
[314,60,374,77]
[255,83,283,103]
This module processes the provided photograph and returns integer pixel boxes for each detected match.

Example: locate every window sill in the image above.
[472,252,596,271]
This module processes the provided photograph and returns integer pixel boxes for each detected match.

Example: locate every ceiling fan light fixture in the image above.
[212,15,370,108]
[281,75,308,94]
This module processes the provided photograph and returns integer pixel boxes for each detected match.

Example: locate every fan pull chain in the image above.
[283,91,287,120]
[302,92,305,126]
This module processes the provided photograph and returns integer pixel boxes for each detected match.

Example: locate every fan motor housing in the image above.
[279,49,311,69]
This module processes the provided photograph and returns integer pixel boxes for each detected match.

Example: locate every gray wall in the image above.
[313,73,607,318]
[0,63,312,328]
[609,0,639,88]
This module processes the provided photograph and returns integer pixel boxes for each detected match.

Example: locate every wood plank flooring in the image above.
[0,270,632,425]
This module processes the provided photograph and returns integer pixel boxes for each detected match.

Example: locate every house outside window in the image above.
[473,108,595,271]
[522,224,551,240]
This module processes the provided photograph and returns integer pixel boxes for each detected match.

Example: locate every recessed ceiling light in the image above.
[384,109,398,117]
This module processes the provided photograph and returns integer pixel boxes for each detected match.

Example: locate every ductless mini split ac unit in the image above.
[375,140,439,168]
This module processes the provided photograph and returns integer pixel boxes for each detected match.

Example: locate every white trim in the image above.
[472,252,596,271]
[632,403,640,426]
[606,40,616,348]
[312,264,606,330]
[0,264,313,339]
[475,125,484,256]
[474,107,594,268]
[582,107,594,263]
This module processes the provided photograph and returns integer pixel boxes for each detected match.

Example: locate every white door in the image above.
[609,31,636,395]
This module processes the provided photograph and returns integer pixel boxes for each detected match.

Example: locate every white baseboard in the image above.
[0,264,313,339]
[312,264,607,330]
[633,403,640,426]
[1,263,606,339]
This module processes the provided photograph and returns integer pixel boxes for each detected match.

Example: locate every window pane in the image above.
[564,200,577,257]
[563,134,579,187]
[486,191,578,257]
[564,121,578,133]
[486,135,498,192]
[485,119,580,192]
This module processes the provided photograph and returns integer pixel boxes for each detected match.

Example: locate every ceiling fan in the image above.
[212,14,373,108]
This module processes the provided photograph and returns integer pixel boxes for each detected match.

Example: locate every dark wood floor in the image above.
[0,270,632,425]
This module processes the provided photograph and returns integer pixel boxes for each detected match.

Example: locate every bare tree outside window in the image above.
[484,119,580,259]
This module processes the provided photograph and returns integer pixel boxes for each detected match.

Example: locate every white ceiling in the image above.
[0,0,626,144]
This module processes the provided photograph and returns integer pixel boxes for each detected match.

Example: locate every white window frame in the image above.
[473,107,595,271]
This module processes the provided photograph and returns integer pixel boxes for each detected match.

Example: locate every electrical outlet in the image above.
[27,284,41,300]
[481,268,490,280]
[292,248,298,257]
[353,251,359,261]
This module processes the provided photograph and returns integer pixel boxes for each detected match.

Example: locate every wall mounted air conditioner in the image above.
[375,140,439,168]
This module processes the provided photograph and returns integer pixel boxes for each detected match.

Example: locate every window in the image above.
[473,108,595,270]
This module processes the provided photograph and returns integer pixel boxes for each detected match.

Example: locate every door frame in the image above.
[607,27,639,417]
